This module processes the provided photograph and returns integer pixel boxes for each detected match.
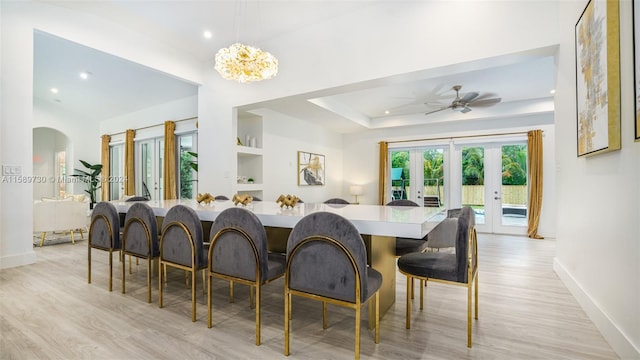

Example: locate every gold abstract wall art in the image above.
[575,0,621,156]
[297,151,325,186]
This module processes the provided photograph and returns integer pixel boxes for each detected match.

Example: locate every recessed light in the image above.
[203,30,213,39]
[550,89,556,94]
[50,88,59,94]
[79,71,91,80]
[384,110,390,115]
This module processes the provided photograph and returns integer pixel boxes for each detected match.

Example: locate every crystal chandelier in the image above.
[214,43,278,83]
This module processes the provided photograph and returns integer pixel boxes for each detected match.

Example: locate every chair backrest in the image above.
[125,196,149,202]
[324,198,350,204]
[386,199,418,207]
[251,196,262,201]
[452,215,471,283]
[287,212,368,303]
[161,205,204,268]
[426,217,458,249]
[208,207,269,282]
[214,195,229,200]
[123,202,159,257]
[90,202,121,249]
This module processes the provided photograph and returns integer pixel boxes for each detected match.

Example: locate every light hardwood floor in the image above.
[1,234,618,359]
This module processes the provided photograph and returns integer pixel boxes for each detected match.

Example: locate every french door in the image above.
[454,142,528,235]
[389,147,447,208]
[109,144,124,200]
[136,138,164,200]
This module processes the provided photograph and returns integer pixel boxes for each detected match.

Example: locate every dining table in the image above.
[112,199,445,327]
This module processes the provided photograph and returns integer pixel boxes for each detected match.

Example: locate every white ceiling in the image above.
[34,1,557,133]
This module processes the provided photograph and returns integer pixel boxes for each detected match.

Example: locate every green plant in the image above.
[72,160,102,208]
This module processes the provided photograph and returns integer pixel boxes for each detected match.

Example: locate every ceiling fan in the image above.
[424,85,501,115]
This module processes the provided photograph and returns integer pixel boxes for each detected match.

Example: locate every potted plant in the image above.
[72,160,102,209]
[247,178,254,184]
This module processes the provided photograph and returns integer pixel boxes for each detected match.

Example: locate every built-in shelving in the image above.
[235,112,263,198]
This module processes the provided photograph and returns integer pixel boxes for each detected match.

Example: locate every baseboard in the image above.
[554,258,640,359]
[0,251,37,269]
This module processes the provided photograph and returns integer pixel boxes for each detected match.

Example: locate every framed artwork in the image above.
[575,0,621,156]
[634,0,640,141]
[298,151,325,186]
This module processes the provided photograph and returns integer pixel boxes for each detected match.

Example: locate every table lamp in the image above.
[349,185,363,204]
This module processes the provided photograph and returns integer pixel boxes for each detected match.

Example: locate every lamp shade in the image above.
[349,185,363,196]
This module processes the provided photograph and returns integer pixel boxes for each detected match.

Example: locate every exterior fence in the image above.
[399,185,527,206]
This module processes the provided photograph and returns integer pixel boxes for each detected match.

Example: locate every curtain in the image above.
[378,141,389,205]
[527,130,544,239]
[163,121,177,200]
[124,129,135,196]
[100,135,110,201]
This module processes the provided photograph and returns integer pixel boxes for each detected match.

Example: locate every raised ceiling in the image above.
[34,1,557,133]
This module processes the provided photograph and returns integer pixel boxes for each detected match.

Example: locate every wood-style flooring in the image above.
[0,234,618,359]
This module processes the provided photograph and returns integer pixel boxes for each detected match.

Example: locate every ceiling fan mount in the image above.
[425,85,501,116]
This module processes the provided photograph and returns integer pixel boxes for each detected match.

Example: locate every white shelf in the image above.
[237,183,262,191]
[237,145,263,156]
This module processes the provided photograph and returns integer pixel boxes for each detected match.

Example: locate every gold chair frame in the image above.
[399,226,478,347]
[158,221,204,322]
[88,213,119,291]
[284,235,380,360]
[121,217,157,303]
[207,227,283,346]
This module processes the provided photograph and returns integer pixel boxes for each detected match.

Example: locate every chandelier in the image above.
[214,43,278,83]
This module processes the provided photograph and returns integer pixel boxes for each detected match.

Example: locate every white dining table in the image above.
[112,199,445,326]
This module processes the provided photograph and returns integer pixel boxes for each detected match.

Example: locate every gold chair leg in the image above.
[158,261,164,308]
[202,269,206,296]
[410,277,414,299]
[147,257,152,303]
[129,255,132,275]
[250,286,255,309]
[70,230,75,245]
[122,252,126,294]
[40,232,46,247]
[322,301,327,329]
[375,291,380,344]
[229,280,234,303]
[284,289,290,356]
[355,301,361,360]
[420,279,425,310]
[109,250,113,292]
[255,284,261,346]
[191,269,197,322]
[406,275,411,329]
[79,228,84,239]
[467,282,472,347]
[475,273,479,320]
[207,272,213,328]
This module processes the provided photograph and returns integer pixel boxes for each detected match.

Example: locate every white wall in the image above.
[259,109,344,203]
[553,1,640,358]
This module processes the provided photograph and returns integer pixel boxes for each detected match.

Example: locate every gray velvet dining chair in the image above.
[284,211,381,360]
[385,200,429,256]
[396,209,478,347]
[207,207,286,345]
[323,197,350,204]
[88,201,121,291]
[158,204,207,322]
[121,202,159,303]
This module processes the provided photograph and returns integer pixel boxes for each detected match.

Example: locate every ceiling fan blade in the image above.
[460,91,479,103]
[460,106,472,114]
[471,92,499,102]
[469,98,502,107]
[424,105,452,115]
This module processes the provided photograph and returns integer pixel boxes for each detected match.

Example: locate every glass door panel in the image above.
[390,150,409,201]
[494,143,528,234]
[109,144,124,200]
[461,146,486,226]
[137,138,163,200]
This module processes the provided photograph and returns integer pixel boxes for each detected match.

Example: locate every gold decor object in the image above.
[276,194,300,209]
[232,194,253,206]
[197,192,215,205]
[214,43,278,83]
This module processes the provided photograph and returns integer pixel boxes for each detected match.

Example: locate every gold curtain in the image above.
[527,130,544,239]
[163,121,177,200]
[100,135,111,201]
[378,141,389,205]
[124,129,135,196]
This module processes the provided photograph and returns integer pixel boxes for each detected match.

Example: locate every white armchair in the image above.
[33,197,90,247]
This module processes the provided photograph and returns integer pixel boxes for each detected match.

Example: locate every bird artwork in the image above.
[298,152,324,186]
[276,194,300,208]
[197,192,214,205]
[232,194,253,206]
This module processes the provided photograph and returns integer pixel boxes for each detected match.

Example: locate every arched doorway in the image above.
[33,127,72,200]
